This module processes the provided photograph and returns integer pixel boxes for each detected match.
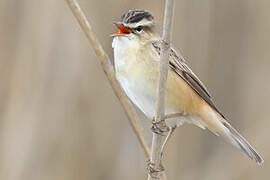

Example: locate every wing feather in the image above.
[152,41,226,119]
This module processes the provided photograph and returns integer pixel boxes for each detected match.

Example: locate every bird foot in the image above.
[147,159,165,179]
[151,113,183,135]
[151,119,169,136]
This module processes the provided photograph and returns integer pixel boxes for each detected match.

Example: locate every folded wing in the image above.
[152,41,225,119]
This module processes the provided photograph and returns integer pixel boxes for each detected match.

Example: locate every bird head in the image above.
[112,10,158,42]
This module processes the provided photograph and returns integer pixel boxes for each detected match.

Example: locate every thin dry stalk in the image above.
[65,0,150,157]
[148,0,175,179]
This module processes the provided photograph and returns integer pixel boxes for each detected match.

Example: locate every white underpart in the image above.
[112,36,205,128]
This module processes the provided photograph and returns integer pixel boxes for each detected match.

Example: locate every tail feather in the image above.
[200,106,263,164]
[222,121,264,165]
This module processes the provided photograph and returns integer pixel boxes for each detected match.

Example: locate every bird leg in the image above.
[159,112,183,157]
[164,112,184,119]
[148,112,183,177]
[147,126,176,178]
[160,126,177,158]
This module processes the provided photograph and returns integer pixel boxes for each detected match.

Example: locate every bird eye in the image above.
[135,26,143,32]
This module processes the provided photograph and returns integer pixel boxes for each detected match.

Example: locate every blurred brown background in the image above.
[0,0,269,179]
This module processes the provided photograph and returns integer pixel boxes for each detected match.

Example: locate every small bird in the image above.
[112,9,263,164]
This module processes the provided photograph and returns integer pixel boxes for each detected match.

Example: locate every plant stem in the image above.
[148,0,175,179]
[66,0,150,157]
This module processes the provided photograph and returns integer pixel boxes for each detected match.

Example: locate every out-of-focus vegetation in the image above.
[0,0,269,179]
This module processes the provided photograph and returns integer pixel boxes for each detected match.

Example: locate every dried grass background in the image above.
[0,0,269,179]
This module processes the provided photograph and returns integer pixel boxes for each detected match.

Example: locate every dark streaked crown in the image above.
[120,9,154,24]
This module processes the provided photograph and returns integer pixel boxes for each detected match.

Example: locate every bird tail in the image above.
[200,105,264,165]
[221,120,263,164]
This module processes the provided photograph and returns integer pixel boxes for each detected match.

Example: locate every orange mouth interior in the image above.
[112,24,132,36]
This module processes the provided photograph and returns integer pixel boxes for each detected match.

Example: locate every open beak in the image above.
[111,22,132,37]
